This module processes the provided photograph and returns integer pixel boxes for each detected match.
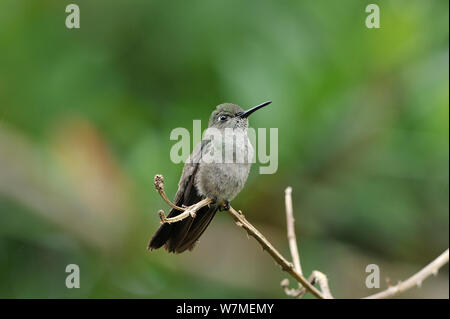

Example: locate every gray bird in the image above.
[148,101,271,253]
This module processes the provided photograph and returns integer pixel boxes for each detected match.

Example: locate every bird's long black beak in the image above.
[239,101,272,118]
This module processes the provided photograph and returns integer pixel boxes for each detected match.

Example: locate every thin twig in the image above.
[151,174,449,299]
[154,174,185,211]
[158,198,212,224]
[153,175,325,298]
[311,271,333,299]
[363,249,449,299]
[282,187,334,299]
[281,186,303,297]
[153,174,212,224]
[285,187,303,275]
[227,206,326,299]
[280,278,301,297]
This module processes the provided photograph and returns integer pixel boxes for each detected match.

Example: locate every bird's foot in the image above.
[209,197,218,205]
[219,200,230,212]
[209,198,230,211]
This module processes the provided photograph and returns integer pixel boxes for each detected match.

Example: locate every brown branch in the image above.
[363,249,449,299]
[285,187,303,275]
[310,271,333,299]
[280,278,302,297]
[154,174,185,211]
[278,185,448,299]
[158,198,212,224]
[153,174,213,224]
[227,207,326,299]
[151,174,448,299]
[281,186,303,297]
[281,187,334,299]
[152,175,324,298]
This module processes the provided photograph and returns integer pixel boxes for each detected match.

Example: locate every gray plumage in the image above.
[148,101,270,253]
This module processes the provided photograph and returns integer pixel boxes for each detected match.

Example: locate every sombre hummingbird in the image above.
[148,101,271,253]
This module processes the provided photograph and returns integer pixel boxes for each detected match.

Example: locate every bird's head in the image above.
[208,101,271,129]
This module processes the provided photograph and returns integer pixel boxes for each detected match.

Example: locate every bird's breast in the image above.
[195,135,253,201]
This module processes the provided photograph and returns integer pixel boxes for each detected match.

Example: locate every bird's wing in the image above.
[149,139,213,252]
[175,204,218,252]
[173,138,210,207]
[165,139,213,252]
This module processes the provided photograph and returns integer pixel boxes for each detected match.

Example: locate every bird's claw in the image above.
[209,198,230,211]
[219,200,230,211]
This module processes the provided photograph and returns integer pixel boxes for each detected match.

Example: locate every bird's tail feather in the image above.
[148,204,218,253]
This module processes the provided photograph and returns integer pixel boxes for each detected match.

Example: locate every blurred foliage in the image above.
[0,0,448,298]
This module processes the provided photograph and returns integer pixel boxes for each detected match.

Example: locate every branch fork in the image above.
[151,174,449,299]
[280,186,333,299]
[153,174,212,224]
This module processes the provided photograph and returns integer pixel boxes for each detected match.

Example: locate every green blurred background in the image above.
[0,0,448,298]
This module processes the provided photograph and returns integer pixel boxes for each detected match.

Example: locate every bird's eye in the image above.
[219,115,228,121]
